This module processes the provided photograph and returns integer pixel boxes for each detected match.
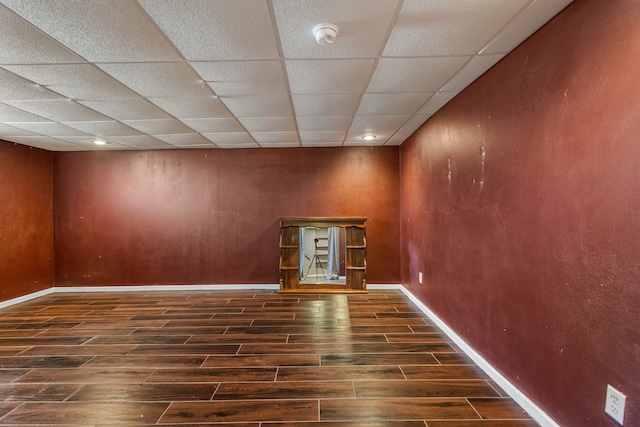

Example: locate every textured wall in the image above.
[400,1,640,425]
[54,146,400,286]
[0,141,53,302]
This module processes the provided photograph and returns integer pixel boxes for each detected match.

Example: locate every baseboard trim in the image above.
[2,283,557,426]
[379,284,559,427]
[0,288,55,309]
[51,284,280,293]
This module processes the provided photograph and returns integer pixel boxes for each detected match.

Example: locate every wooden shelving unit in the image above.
[279,217,367,293]
[345,226,366,290]
[278,225,300,291]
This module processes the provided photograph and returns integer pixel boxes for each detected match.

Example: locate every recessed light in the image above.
[94,140,106,145]
[361,135,376,141]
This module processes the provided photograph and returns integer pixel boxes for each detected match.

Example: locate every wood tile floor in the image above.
[0,289,539,426]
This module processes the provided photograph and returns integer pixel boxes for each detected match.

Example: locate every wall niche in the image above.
[279,217,367,293]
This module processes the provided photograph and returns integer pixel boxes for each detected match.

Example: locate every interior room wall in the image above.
[0,141,54,302]
[399,0,640,425]
[53,146,400,286]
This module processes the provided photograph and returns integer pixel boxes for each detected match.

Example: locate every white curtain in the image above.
[299,227,306,278]
[326,226,340,280]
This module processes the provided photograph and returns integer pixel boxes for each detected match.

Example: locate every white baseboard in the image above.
[0,288,55,309]
[1,282,557,426]
[51,284,280,293]
[378,284,559,427]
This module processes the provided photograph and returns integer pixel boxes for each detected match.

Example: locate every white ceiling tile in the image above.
[292,94,361,116]
[0,69,64,101]
[3,99,111,122]
[97,62,213,98]
[4,121,92,137]
[239,117,297,132]
[149,97,233,119]
[121,119,195,135]
[0,123,41,136]
[481,0,574,54]
[221,96,293,117]
[399,114,431,135]
[384,138,404,146]
[191,61,289,96]
[4,135,85,151]
[297,116,352,132]
[344,138,387,146]
[0,4,84,64]
[138,0,280,60]
[53,136,129,149]
[386,114,431,144]
[286,59,375,94]
[1,0,181,62]
[201,132,256,145]
[0,103,50,122]
[348,115,411,138]
[301,141,343,147]
[105,135,173,150]
[357,93,434,116]
[251,132,300,144]
[77,99,173,121]
[215,141,260,149]
[272,0,401,59]
[0,0,569,151]
[180,118,244,133]
[153,133,214,146]
[299,131,345,143]
[383,0,529,56]
[367,57,469,93]
[441,54,505,92]
[61,121,142,137]
[417,91,458,115]
[259,142,301,148]
[2,64,139,99]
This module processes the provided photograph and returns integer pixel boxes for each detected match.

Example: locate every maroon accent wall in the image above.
[0,141,53,302]
[400,1,640,425]
[54,146,400,286]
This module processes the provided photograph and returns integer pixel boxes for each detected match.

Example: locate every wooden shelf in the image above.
[279,217,367,293]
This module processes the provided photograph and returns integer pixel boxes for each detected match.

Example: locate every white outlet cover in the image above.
[605,384,626,425]
[418,272,423,284]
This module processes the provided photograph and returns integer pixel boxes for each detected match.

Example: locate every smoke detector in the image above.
[312,23,339,44]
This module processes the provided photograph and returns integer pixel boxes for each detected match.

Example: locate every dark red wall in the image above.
[400,1,640,425]
[0,141,53,301]
[54,146,400,286]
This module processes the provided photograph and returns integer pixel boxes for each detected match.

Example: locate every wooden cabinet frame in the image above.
[279,217,367,293]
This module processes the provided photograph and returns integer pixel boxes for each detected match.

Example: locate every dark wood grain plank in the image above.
[160,400,318,423]
[213,381,354,400]
[320,398,479,421]
[354,380,500,398]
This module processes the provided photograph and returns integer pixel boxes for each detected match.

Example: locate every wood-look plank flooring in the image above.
[0,290,538,426]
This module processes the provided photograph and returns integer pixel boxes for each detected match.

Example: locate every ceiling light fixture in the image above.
[312,23,339,44]
[94,139,106,145]
[361,135,376,141]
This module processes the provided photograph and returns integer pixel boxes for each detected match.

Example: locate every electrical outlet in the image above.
[418,272,422,285]
[605,384,626,425]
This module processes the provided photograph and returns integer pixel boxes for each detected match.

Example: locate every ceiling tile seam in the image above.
[0,63,210,145]
[130,0,248,139]
[266,0,302,148]
[131,0,192,64]
[340,0,406,146]
[477,0,536,56]
[0,3,86,66]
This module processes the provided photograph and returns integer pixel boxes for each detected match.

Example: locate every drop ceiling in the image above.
[0,0,572,151]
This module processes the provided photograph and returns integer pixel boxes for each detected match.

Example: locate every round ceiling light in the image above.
[361,135,376,141]
[94,139,106,145]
